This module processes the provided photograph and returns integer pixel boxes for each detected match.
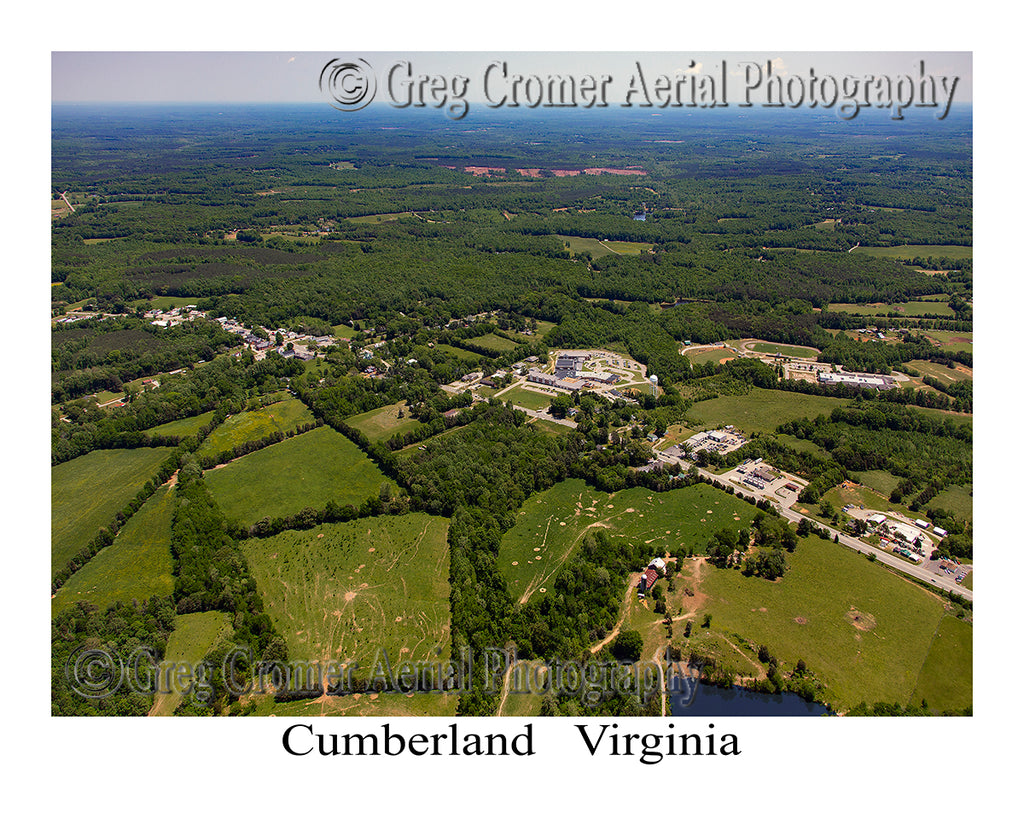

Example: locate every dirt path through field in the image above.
[589,572,641,654]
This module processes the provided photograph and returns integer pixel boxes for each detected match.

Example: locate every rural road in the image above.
[653,453,973,602]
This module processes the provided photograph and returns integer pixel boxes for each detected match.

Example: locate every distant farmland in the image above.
[204,426,395,527]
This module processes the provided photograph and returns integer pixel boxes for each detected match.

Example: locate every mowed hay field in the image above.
[150,612,234,716]
[196,398,315,458]
[345,401,424,443]
[695,534,958,711]
[242,514,450,671]
[687,387,850,435]
[499,479,757,605]
[142,411,216,439]
[910,615,973,713]
[204,426,395,527]
[51,447,174,579]
[52,485,176,615]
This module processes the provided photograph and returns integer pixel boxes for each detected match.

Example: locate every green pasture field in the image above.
[930,484,973,521]
[142,411,216,439]
[652,423,696,451]
[697,533,951,711]
[909,615,973,714]
[851,244,972,260]
[242,514,450,671]
[529,418,571,436]
[687,387,850,436]
[196,398,315,458]
[499,479,757,605]
[812,481,917,523]
[827,301,954,317]
[601,240,653,254]
[748,342,820,358]
[470,333,520,353]
[148,296,197,310]
[52,485,176,615]
[906,360,973,383]
[150,612,234,716]
[502,386,555,411]
[776,433,831,460]
[558,234,615,259]
[51,447,173,579]
[851,469,902,498]
[347,212,416,223]
[345,401,424,443]
[922,330,973,354]
[435,343,482,363]
[204,426,395,527]
[332,323,357,338]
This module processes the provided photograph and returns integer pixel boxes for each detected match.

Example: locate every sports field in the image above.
[501,386,555,411]
[204,426,395,527]
[52,485,176,614]
[346,401,424,443]
[499,479,757,605]
[196,398,315,458]
[242,514,450,671]
[51,447,174,579]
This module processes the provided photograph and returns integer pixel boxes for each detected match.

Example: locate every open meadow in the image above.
[52,485,176,614]
[499,479,757,605]
[204,426,395,527]
[149,612,234,716]
[345,401,424,443]
[51,447,173,579]
[687,387,851,435]
[685,534,959,711]
[196,398,315,459]
[241,514,450,671]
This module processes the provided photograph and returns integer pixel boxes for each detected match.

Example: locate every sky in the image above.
[52,51,972,108]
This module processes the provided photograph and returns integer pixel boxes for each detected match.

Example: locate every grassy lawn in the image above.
[499,479,757,605]
[332,323,357,338]
[52,447,174,579]
[930,484,973,521]
[828,301,954,317]
[435,343,482,363]
[242,514,450,672]
[142,411,217,439]
[150,612,234,716]
[502,385,555,411]
[909,615,972,714]
[204,426,395,527]
[601,240,653,254]
[652,423,696,452]
[52,485,176,615]
[529,418,571,436]
[852,469,902,498]
[196,398,315,459]
[906,360,973,383]
[470,333,520,353]
[688,387,850,436]
[558,234,615,259]
[921,330,973,355]
[346,401,424,443]
[695,534,948,711]
[347,212,416,223]
[748,342,820,358]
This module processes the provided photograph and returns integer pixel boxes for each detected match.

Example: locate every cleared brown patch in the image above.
[794,616,808,625]
[845,609,876,631]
